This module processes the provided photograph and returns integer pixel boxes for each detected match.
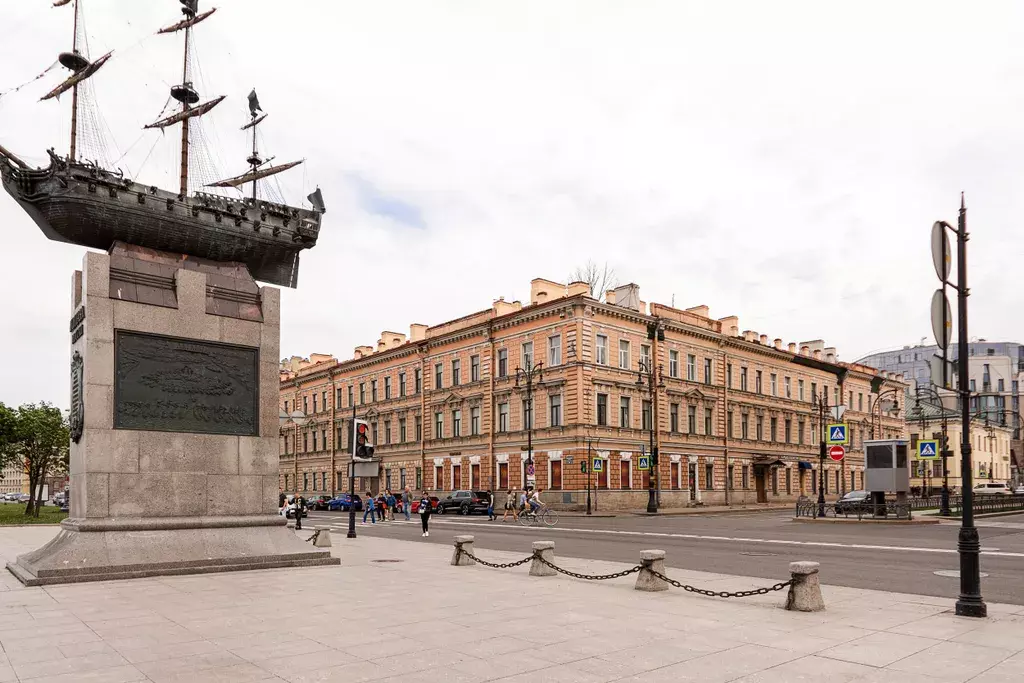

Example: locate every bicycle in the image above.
[517,505,558,527]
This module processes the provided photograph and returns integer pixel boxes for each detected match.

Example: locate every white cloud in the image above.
[2,0,1024,408]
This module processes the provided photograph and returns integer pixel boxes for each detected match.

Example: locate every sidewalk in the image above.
[556,503,792,518]
[0,525,1021,683]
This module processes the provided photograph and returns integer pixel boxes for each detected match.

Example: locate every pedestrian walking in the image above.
[377,493,387,522]
[486,488,495,521]
[518,488,528,515]
[278,490,286,510]
[385,490,397,521]
[502,488,517,522]
[294,495,305,530]
[362,491,377,524]
[402,487,412,522]
[419,490,432,537]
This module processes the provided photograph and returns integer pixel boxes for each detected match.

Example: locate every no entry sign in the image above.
[828,445,846,461]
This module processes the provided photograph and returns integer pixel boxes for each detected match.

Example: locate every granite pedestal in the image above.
[7,244,338,586]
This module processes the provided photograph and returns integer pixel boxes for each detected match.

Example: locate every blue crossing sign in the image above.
[826,423,849,445]
[592,458,604,473]
[638,456,650,471]
[918,440,939,459]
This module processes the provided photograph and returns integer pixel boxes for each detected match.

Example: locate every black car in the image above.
[437,490,491,515]
[834,490,873,515]
[306,494,333,511]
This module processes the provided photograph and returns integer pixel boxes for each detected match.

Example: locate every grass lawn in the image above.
[0,503,67,525]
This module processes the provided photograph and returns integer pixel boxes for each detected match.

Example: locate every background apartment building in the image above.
[280,279,906,509]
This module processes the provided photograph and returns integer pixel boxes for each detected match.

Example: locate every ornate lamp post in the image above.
[514,360,544,492]
[585,431,600,515]
[636,358,665,514]
[811,391,830,518]
[870,389,900,440]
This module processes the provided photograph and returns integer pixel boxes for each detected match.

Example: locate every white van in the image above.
[973,482,1011,495]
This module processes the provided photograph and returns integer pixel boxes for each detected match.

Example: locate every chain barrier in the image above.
[646,566,795,598]
[305,529,320,544]
[533,554,643,581]
[455,543,534,569]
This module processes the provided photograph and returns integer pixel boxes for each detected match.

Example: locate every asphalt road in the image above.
[306,508,1024,605]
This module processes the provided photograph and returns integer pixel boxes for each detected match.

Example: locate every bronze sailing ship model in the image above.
[0,0,325,288]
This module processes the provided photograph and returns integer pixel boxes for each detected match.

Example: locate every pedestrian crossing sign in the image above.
[592,458,604,473]
[638,456,650,471]
[826,423,848,445]
[918,440,939,459]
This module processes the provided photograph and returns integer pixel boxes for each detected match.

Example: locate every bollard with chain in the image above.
[785,561,824,612]
[635,549,669,592]
[308,526,332,547]
[451,536,476,566]
[530,541,557,577]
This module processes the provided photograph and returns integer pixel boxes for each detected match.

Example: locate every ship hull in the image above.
[0,154,321,288]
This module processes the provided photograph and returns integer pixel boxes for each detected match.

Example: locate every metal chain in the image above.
[455,545,534,569]
[533,554,643,581]
[305,530,320,544]
[646,566,795,598]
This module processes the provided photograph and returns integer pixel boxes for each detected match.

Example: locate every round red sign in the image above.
[828,445,846,461]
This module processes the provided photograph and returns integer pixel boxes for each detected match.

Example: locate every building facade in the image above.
[0,460,25,496]
[280,279,906,509]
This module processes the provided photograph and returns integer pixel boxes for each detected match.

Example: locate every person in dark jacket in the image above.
[419,491,432,537]
[294,495,306,530]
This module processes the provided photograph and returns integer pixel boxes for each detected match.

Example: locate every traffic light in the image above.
[581,461,588,474]
[351,418,374,461]
[937,431,950,455]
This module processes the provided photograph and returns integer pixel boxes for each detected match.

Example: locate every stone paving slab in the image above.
[0,526,1021,682]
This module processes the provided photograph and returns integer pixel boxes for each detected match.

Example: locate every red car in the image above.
[410,496,441,513]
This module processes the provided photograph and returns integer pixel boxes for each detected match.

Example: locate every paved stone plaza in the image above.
[1,525,1022,682]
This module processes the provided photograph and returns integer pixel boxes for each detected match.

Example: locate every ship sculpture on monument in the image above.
[2,0,338,585]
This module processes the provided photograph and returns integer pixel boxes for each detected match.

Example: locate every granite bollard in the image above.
[635,549,669,592]
[313,526,332,548]
[530,540,557,576]
[451,535,475,566]
[786,561,825,612]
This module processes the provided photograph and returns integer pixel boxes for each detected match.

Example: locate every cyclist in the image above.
[528,488,543,514]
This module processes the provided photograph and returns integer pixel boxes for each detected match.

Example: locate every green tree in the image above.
[0,403,69,518]
[0,402,17,486]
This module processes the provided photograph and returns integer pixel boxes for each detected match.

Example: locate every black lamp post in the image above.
[514,360,544,492]
[811,391,830,518]
[870,389,900,440]
[636,358,665,514]
[585,433,599,515]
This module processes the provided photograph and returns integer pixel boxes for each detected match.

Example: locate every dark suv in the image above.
[834,490,873,515]
[306,494,333,511]
[437,490,491,515]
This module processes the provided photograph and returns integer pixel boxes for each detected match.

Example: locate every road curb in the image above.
[791,517,941,525]
[632,506,791,517]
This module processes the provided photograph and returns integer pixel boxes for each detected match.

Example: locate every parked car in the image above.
[410,496,440,513]
[305,494,333,511]
[834,490,873,515]
[2,492,18,501]
[1015,485,1024,495]
[437,490,491,515]
[973,482,1012,496]
[283,495,308,519]
[327,494,362,512]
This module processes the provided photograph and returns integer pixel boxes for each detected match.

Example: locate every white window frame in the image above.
[549,393,562,427]
[784,377,791,398]
[620,453,633,490]
[640,344,651,371]
[619,339,631,370]
[687,354,696,381]
[669,350,679,378]
[595,335,608,365]
[498,402,509,432]
[798,379,805,401]
[771,373,778,396]
[548,335,561,366]
[522,341,534,369]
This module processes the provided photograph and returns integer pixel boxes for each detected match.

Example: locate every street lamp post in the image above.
[812,391,830,518]
[636,359,664,514]
[585,434,599,515]
[514,360,544,493]
[871,389,900,440]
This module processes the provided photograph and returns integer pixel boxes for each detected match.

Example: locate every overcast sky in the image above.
[2,0,1024,409]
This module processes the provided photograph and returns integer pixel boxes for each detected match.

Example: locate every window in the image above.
[688,405,697,433]
[728,465,735,490]
[384,420,391,445]
[522,400,532,430]
[742,465,749,489]
[471,355,480,382]
[452,359,461,386]
[550,460,562,490]
[452,410,461,437]
[311,431,317,451]
[303,472,309,491]
[359,383,365,405]
[322,391,327,411]
[549,395,562,427]
[522,341,534,369]
[811,382,817,400]
[371,423,377,445]
[620,397,631,428]
[705,463,713,491]
[414,368,422,393]
[756,371,763,394]
[312,394,317,413]
[371,380,377,402]
[970,379,976,392]
[704,358,713,385]
[619,340,631,369]
[597,394,608,426]
[704,408,713,435]
[399,372,406,397]
[786,468,792,495]
[858,392,863,411]
[670,403,679,432]
[415,416,422,441]
[434,412,443,438]
[849,390,853,408]
[471,407,481,435]
[740,367,748,392]
[771,374,778,396]
[799,379,805,401]
[669,351,679,378]
[772,468,778,495]
[770,417,777,442]
[687,354,696,381]
[498,349,508,377]
[595,335,608,365]
[785,377,791,398]
[435,363,443,389]
[642,400,652,431]
[727,410,734,437]
[435,465,443,490]
[640,344,652,370]
[741,414,749,439]
[303,396,308,414]
[727,363,733,388]
[785,419,792,443]
[498,462,508,490]
[672,461,681,489]
[998,379,1005,392]
[549,336,561,366]
[620,459,632,489]
[756,415,764,440]
[498,403,509,432]
[399,418,407,443]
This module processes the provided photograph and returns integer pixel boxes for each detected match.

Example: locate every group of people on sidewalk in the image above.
[500,487,543,521]
[360,487,436,537]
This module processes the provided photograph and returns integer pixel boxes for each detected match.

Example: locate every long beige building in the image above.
[279,279,906,509]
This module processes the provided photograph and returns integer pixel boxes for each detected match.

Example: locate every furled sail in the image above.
[52,0,72,6]
[143,95,225,129]
[207,160,303,188]
[39,51,112,101]
[157,8,217,34]
[240,113,267,131]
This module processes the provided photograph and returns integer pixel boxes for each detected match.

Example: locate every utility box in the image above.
[864,440,910,493]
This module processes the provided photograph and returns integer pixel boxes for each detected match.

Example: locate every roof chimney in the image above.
[774,338,783,350]
[605,289,616,305]
[409,324,428,342]
[813,349,822,360]
[801,345,810,357]
[759,334,768,345]
[788,343,797,354]
[718,316,739,337]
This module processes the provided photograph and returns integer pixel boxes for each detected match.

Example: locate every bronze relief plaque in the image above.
[114,331,259,435]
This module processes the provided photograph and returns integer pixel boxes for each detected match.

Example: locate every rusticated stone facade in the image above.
[280,279,906,509]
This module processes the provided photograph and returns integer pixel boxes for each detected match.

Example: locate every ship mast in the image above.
[69,0,80,162]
